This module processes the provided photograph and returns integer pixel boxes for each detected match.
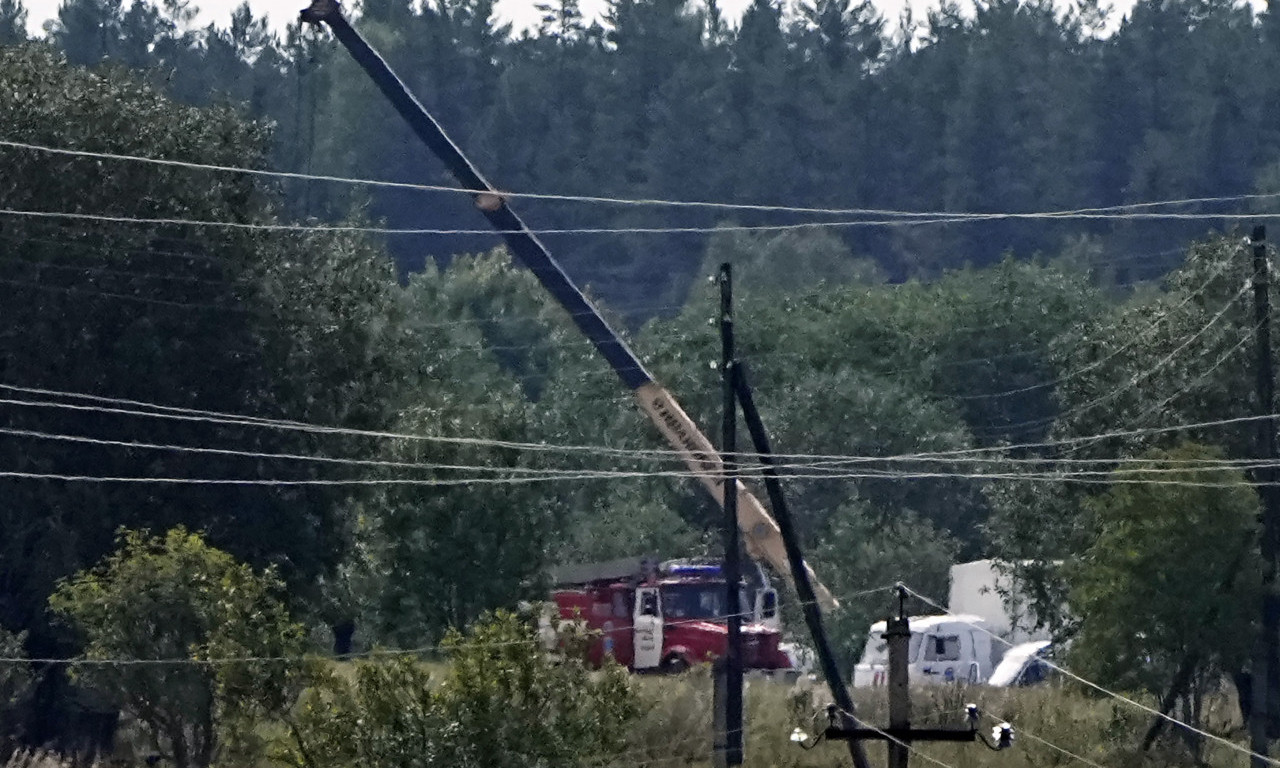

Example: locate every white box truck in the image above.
[947,559,1051,646]
[851,560,1053,688]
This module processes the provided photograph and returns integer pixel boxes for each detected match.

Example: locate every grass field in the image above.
[4,667,1254,768]
[615,670,1250,768]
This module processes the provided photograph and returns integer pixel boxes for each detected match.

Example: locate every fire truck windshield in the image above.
[660,583,749,622]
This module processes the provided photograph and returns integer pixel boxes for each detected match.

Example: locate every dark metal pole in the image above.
[734,362,873,768]
[299,0,652,389]
[719,263,743,767]
[302,0,841,612]
[1252,224,1279,768]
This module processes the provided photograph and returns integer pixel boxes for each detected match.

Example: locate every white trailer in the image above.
[948,559,1052,645]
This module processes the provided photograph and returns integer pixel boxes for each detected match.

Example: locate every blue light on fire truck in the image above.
[666,563,721,577]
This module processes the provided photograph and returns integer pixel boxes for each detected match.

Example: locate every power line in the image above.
[0,253,240,286]
[10,413,1280,488]
[0,424,665,478]
[0,206,1275,237]
[900,585,1280,767]
[0,222,1218,377]
[2,381,1278,468]
[0,230,232,266]
[5,459,1280,488]
[1058,320,1259,457]
[951,255,1238,404]
[5,138,1278,220]
[968,280,1251,438]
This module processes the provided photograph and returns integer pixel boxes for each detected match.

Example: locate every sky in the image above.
[18,0,1267,43]
[20,0,1127,38]
[21,0,757,35]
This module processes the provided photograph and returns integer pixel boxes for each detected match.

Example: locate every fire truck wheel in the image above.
[660,655,690,675]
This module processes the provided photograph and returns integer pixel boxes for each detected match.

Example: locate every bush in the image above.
[291,610,638,768]
[48,528,306,768]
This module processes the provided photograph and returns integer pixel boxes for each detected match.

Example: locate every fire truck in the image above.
[547,557,791,674]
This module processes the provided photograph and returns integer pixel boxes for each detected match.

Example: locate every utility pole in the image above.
[1252,224,1280,768]
[718,262,744,768]
[886,590,912,768]
[734,362,872,768]
[824,589,997,759]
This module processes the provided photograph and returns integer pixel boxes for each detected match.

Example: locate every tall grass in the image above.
[616,672,1253,768]
[7,669,1253,767]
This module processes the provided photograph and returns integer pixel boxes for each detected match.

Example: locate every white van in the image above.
[987,640,1055,687]
[852,615,999,687]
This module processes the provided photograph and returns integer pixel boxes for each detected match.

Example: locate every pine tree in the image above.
[0,0,26,44]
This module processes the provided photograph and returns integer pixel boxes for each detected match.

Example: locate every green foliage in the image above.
[810,505,957,671]
[24,0,1276,305]
[14,14,1280,757]
[613,255,1101,555]
[0,45,413,669]
[1053,236,1256,457]
[988,235,1262,635]
[1067,443,1261,743]
[0,627,31,758]
[292,611,638,768]
[554,483,707,563]
[345,251,567,645]
[0,0,25,44]
[699,228,886,296]
[48,528,307,768]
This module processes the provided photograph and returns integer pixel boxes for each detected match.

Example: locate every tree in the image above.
[796,0,884,71]
[0,46,411,682]
[49,528,307,768]
[699,227,886,295]
[633,270,990,552]
[811,504,957,672]
[1066,443,1262,759]
[986,237,1257,637]
[346,252,571,646]
[0,628,31,760]
[291,611,638,768]
[917,256,1104,446]
[0,0,25,43]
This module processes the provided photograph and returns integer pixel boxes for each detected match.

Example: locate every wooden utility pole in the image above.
[885,592,912,768]
[825,588,993,765]
[718,262,744,767]
[1252,225,1280,768]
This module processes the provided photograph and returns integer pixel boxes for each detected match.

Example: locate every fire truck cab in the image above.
[549,557,790,673]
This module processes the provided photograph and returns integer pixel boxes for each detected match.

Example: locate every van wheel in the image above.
[661,655,690,675]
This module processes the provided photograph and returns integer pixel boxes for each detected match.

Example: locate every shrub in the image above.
[292,610,638,768]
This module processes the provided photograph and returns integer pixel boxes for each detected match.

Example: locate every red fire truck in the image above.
[548,557,791,674]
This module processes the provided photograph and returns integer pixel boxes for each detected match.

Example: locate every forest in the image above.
[3,0,1279,303]
[0,0,1278,763]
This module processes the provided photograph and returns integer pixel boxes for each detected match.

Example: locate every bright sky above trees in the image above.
[19,0,1163,38]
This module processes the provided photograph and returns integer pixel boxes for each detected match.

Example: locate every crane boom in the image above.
[300,0,835,610]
